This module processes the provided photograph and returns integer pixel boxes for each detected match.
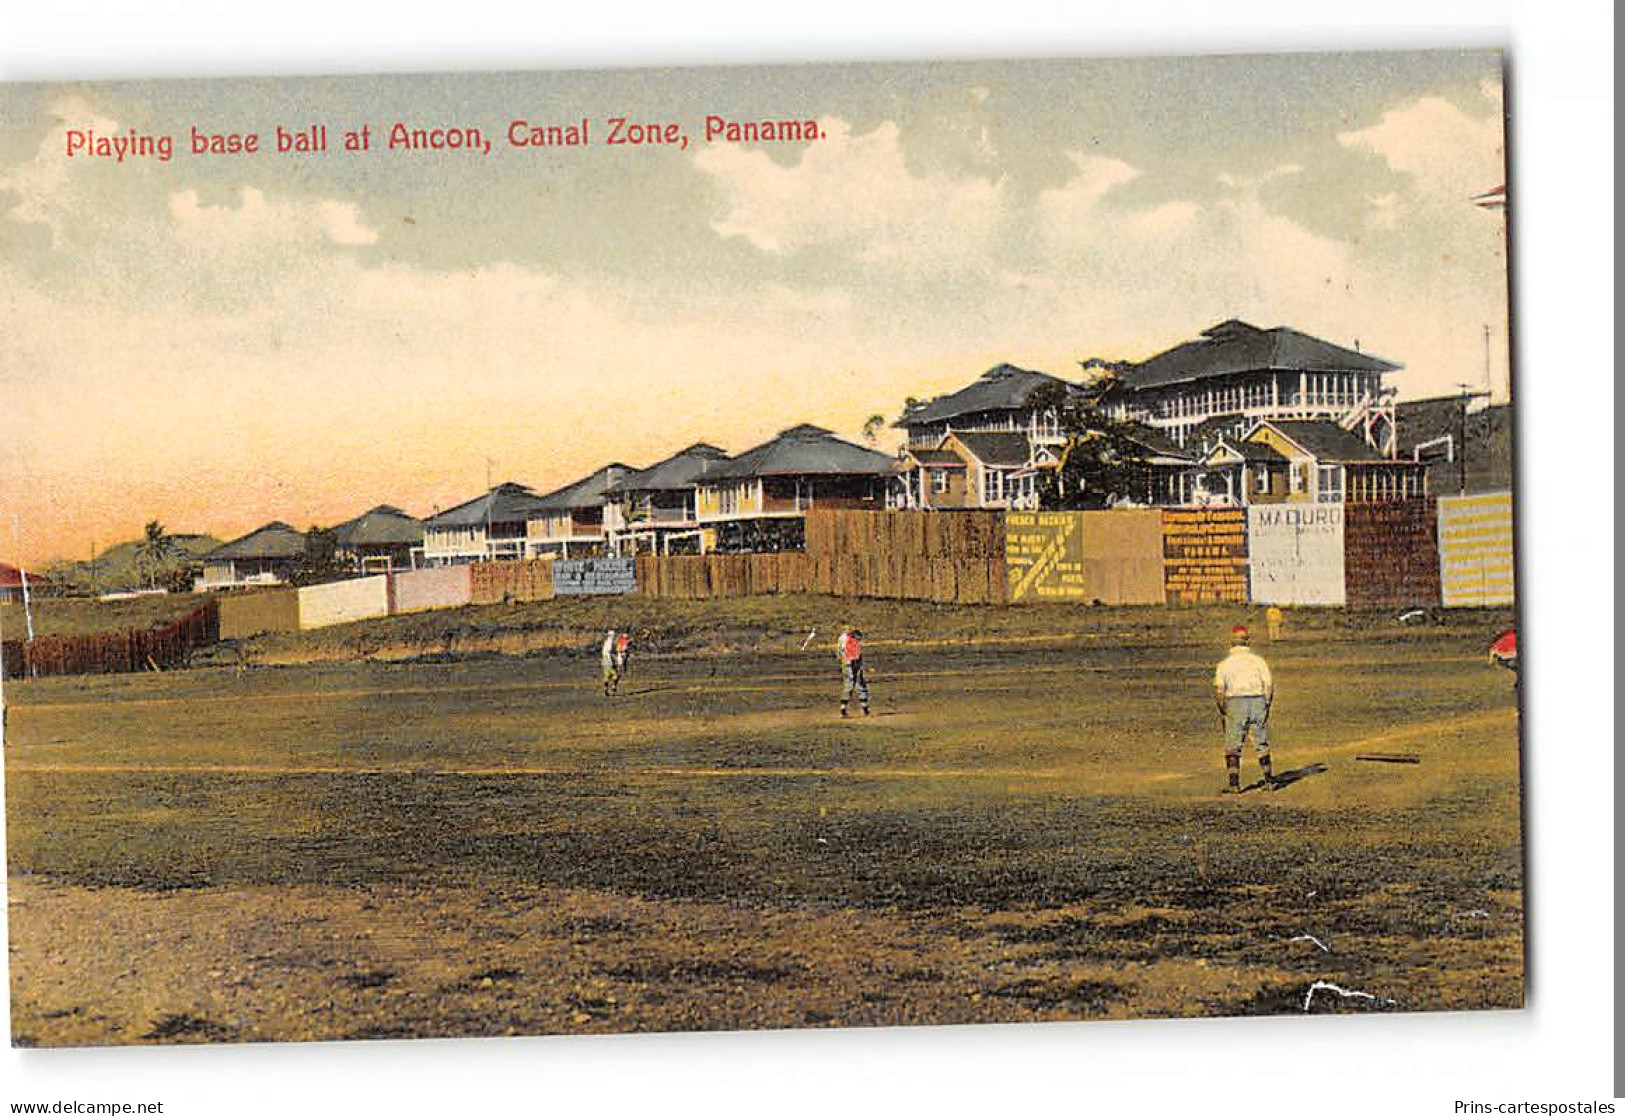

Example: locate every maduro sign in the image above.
[1162,508,1248,603]
[1247,504,1346,606]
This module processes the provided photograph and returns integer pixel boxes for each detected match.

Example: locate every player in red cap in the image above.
[1213,623,1275,793]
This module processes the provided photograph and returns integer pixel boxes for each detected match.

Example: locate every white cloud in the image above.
[1338,83,1505,203]
[168,186,379,250]
[692,117,1006,270]
[0,94,124,243]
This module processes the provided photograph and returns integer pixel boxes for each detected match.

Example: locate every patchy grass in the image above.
[5,599,1522,1045]
[1,593,204,639]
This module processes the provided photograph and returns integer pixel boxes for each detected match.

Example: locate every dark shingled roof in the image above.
[950,432,1032,468]
[1263,420,1390,463]
[537,464,638,511]
[426,483,551,528]
[610,444,731,494]
[1120,422,1194,461]
[331,505,424,547]
[1121,320,1401,391]
[1207,438,1288,464]
[908,449,966,467]
[898,364,1076,426]
[206,521,306,561]
[704,425,895,482]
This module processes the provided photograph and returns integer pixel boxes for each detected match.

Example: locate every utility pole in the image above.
[11,515,34,646]
[1453,383,1473,496]
[485,458,495,560]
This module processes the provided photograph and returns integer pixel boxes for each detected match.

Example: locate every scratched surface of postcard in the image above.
[0,52,1520,1047]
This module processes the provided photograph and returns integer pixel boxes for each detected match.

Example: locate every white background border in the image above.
[0,2,1613,1113]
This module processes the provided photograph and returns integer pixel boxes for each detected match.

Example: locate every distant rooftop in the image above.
[898,364,1076,427]
[704,425,894,482]
[1120,320,1401,392]
[206,521,306,561]
[425,483,550,529]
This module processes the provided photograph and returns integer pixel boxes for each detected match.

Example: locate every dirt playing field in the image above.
[3,598,1523,1046]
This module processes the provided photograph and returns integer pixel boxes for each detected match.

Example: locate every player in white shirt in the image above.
[1213,624,1274,793]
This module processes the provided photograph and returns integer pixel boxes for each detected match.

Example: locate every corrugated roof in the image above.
[703,425,895,481]
[206,521,307,561]
[1261,420,1389,463]
[949,432,1031,468]
[610,444,731,494]
[1120,320,1400,391]
[537,464,637,511]
[898,364,1075,426]
[331,505,424,547]
[426,483,551,528]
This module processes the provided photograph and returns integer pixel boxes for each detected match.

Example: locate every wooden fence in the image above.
[470,557,555,605]
[630,511,1008,604]
[2,598,219,679]
[636,553,815,599]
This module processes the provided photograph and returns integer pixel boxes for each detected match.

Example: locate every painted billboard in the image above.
[1247,505,1345,606]
[1006,511,1165,604]
[1162,508,1248,603]
[1437,491,1515,606]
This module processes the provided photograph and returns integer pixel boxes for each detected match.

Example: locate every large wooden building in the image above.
[695,425,893,551]
[603,443,731,555]
[1100,319,1403,455]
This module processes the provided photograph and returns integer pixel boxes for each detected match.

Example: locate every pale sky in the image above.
[0,51,1508,565]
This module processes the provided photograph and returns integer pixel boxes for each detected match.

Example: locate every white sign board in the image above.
[1247,504,1345,606]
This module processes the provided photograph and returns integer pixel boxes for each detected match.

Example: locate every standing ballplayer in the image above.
[1214,624,1275,793]
[836,627,870,718]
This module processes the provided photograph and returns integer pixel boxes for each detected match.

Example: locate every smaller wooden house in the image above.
[331,505,424,574]
[695,425,893,551]
[1188,419,1427,506]
[604,443,731,555]
[422,483,550,565]
[0,561,49,604]
[196,521,306,590]
[527,464,637,558]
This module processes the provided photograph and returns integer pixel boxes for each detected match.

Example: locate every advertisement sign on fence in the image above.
[1005,513,1089,602]
[1247,505,1346,607]
[553,557,638,596]
[1162,509,1248,603]
[1437,491,1515,607]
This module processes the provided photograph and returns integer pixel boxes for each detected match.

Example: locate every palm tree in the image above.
[861,413,887,446]
[135,520,176,590]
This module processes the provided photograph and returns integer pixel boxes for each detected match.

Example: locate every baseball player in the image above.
[836,627,870,718]
[601,629,621,697]
[615,630,632,681]
[1214,624,1274,793]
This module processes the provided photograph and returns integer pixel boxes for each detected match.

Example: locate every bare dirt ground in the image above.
[4,600,1523,1046]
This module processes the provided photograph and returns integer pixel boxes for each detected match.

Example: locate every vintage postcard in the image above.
[0,51,1519,1047]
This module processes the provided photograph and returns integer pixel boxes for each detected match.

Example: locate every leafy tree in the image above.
[1026,381,1155,509]
[861,413,887,446]
[289,526,349,586]
[135,520,177,589]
